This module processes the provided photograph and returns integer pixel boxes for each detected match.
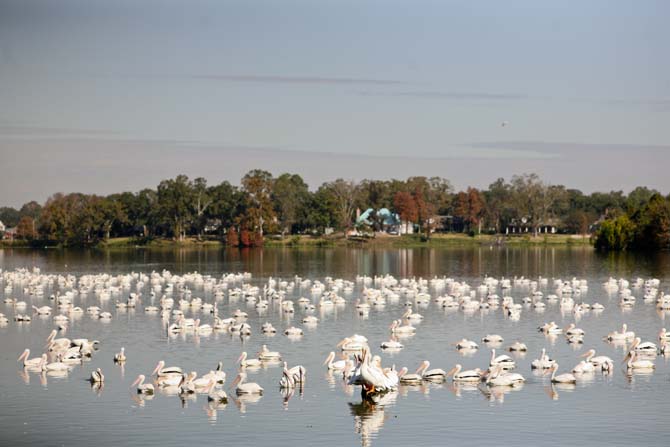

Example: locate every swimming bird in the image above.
[530,348,556,370]
[446,364,482,383]
[238,352,262,368]
[324,351,347,370]
[17,349,44,368]
[114,347,126,363]
[257,345,281,361]
[231,371,264,395]
[89,368,104,383]
[131,374,154,394]
[151,360,183,377]
[548,364,576,384]
[416,360,447,381]
[205,380,228,403]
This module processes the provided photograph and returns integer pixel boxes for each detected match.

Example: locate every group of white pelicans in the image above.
[4,267,670,405]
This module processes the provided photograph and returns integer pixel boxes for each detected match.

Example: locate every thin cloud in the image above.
[470,140,670,153]
[358,91,527,100]
[0,124,120,138]
[189,74,408,86]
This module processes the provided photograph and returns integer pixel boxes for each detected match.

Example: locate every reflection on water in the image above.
[1,245,669,280]
[349,392,398,447]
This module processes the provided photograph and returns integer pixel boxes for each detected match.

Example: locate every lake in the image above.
[1,246,669,446]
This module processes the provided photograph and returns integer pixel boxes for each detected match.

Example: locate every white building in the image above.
[0,220,5,232]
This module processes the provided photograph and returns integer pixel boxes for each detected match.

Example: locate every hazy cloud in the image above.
[358,91,527,100]
[470,141,670,154]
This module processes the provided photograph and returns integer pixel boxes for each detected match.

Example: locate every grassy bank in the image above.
[1,233,593,249]
[265,233,592,248]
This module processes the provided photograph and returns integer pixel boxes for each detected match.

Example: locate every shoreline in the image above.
[0,233,593,249]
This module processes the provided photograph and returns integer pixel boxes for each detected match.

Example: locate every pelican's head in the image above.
[237,352,247,364]
[579,349,596,359]
[446,364,461,377]
[17,349,29,362]
[131,374,145,387]
[151,360,165,376]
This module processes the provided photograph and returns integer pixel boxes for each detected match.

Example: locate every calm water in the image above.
[1,246,669,447]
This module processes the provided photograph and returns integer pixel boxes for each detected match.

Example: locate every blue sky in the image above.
[0,0,668,206]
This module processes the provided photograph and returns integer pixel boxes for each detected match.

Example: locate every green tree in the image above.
[594,215,635,250]
[273,173,310,236]
[0,207,20,227]
[207,181,244,236]
[157,175,194,241]
[632,193,670,249]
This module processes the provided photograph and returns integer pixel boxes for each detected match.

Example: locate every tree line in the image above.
[0,170,667,248]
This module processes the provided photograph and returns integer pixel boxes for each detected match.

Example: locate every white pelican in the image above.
[572,360,595,374]
[489,349,515,369]
[402,308,424,322]
[284,327,304,336]
[279,368,297,389]
[89,368,104,383]
[507,341,528,352]
[324,352,347,370]
[151,360,183,377]
[564,323,585,336]
[33,305,51,315]
[416,360,447,381]
[282,362,306,384]
[446,364,482,383]
[390,320,416,335]
[231,371,264,395]
[257,345,281,361]
[538,322,562,334]
[530,349,556,369]
[202,362,226,384]
[17,349,44,368]
[156,373,183,387]
[380,337,404,349]
[40,355,69,372]
[261,322,277,333]
[205,380,228,403]
[114,347,126,363]
[354,349,399,394]
[45,330,70,351]
[337,336,368,351]
[659,328,670,341]
[454,339,479,350]
[605,323,635,341]
[184,371,212,390]
[579,349,614,371]
[398,367,423,384]
[132,374,154,394]
[624,351,655,370]
[237,352,262,368]
[482,334,504,343]
[629,337,658,354]
[194,319,213,335]
[548,364,576,384]
[486,365,523,387]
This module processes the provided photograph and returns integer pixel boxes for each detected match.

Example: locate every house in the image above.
[355,208,414,235]
[506,217,559,235]
[0,220,5,233]
[2,227,17,241]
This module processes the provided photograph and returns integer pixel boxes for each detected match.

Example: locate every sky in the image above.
[0,0,669,207]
